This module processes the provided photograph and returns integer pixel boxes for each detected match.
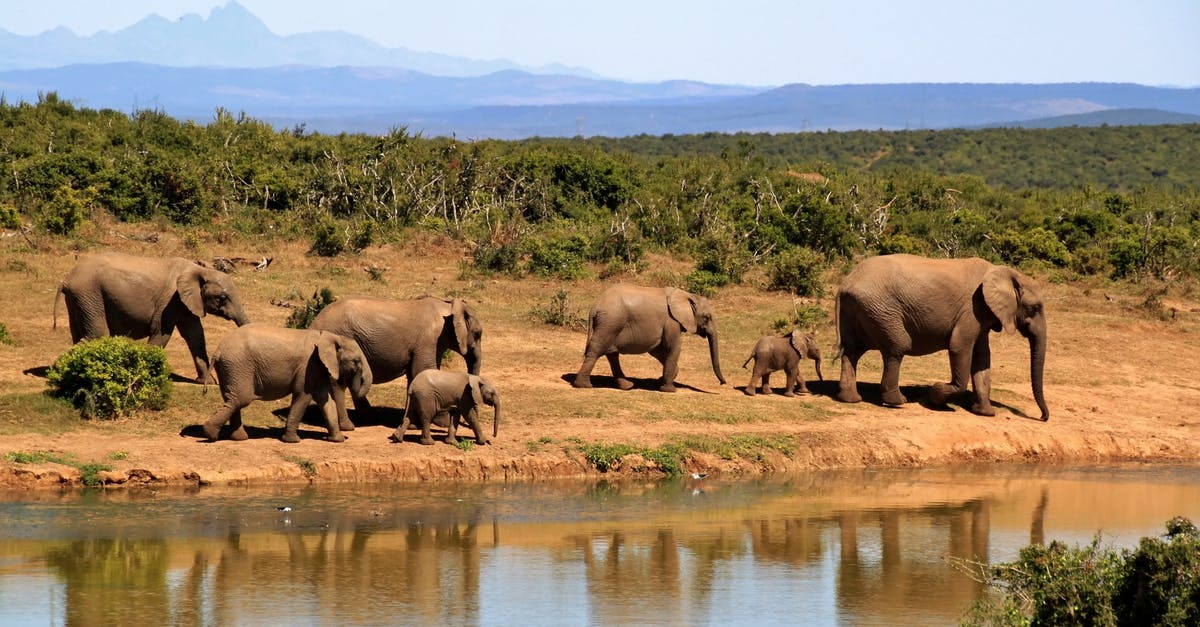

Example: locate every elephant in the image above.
[742,330,824,396]
[390,370,499,446]
[55,252,249,383]
[572,285,726,392]
[835,254,1049,421]
[308,295,483,420]
[202,324,372,443]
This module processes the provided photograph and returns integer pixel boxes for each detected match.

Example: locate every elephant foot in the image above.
[743,387,756,396]
[928,383,958,406]
[782,391,795,397]
[659,382,677,393]
[444,433,458,445]
[281,432,301,444]
[881,390,908,407]
[388,430,405,443]
[476,436,492,445]
[339,420,356,432]
[571,376,593,389]
[229,427,248,441]
[836,389,862,404]
[419,436,436,446]
[326,433,346,443]
[616,378,635,391]
[969,401,996,417]
[201,422,222,442]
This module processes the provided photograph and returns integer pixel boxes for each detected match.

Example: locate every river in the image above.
[2,464,1198,625]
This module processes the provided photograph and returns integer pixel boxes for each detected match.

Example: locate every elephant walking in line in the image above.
[391,370,499,446]
[308,295,483,421]
[742,331,824,396]
[55,252,249,383]
[572,285,726,392]
[835,254,1049,421]
[202,324,372,443]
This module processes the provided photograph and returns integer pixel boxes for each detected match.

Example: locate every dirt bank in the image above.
[2,229,1199,490]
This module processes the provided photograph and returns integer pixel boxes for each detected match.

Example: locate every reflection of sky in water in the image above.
[0,465,1198,626]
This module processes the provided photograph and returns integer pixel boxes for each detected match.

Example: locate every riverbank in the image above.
[3,226,1199,489]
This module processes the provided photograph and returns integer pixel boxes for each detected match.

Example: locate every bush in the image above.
[684,269,730,297]
[37,184,91,235]
[47,337,171,419]
[0,203,20,228]
[472,240,521,275]
[0,321,14,345]
[309,220,345,257]
[965,517,1200,627]
[526,235,587,280]
[530,289,586,328]
[285,288,336,329]
[766,246,826,296]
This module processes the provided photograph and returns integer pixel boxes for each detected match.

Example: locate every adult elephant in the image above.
[572,285,726,392]
[55,252,250,383]
[308,295,482,419]
[835,254,1049,421]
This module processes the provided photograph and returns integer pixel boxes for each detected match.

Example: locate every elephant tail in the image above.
[742,353,753,369]
[52,284,64,330]
[832,291,844,360]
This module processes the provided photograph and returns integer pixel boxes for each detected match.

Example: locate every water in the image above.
[1,465,1198,626]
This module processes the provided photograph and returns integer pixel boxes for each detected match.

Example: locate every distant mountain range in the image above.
[0,3,1197,138]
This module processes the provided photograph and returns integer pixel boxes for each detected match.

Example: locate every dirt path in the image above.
[2,228,1199,489]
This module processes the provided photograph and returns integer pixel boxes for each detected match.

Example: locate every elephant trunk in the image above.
[707,333,726,385]
[351,367,372,400]
[465,345,482,376]
[1028,326,1049,422]
[813,356,824,382]
[490,398,501,438]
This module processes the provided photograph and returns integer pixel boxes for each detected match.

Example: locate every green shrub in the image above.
[684,269,730,297]
[47,337,171,420]
[285,288,336,329]
[37,184,91,235]
[766,246,826,296]
[309,220,345,257]
[526,235,587,279]
[0,322,13,346]
[530,289,586,328]
[993,227,1071,268]
[966,517,1200,627]
[0,203,20,228]
[472,240,521,275]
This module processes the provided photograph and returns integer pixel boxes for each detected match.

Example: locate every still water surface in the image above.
[1,465,1199,626]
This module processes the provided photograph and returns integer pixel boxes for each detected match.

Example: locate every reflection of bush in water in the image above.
[45,538,171,624]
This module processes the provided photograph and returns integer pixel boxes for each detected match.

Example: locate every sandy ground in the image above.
[2,221,1199,490]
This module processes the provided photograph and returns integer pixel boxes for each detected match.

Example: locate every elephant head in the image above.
[667,289,727,385]
[468,375,500,438]
[789,331,824,382]
[433,297,483,375]
[316,332,373,401]
[983,267,1049,421]
[176,264,249,326]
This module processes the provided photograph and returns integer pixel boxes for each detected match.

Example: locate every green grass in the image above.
[454,440,474,452]
[4,450,113,487]
[577,434,800,476]
[0,393,84,435]
[282,454,317,478]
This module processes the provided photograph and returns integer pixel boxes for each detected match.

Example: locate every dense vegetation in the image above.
[3,94,1199,295]
[963,517,1200,626]
[46,336,171,419]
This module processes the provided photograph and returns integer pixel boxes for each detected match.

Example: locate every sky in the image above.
[2,0,1198,87]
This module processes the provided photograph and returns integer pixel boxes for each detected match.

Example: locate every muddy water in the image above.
[1,465,1198,626]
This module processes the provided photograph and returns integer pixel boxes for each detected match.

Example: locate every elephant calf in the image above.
[742,331,824,396]
[203,324,372,443]
[392,370,500,446]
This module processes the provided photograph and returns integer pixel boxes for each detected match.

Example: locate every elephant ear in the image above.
[788,331,805,355]
[315,333,341,381]
[467,375,484,410]
[175,266,206,318]
[982,266,1019,333]
[451,298,471,354]
[666,288,698,334]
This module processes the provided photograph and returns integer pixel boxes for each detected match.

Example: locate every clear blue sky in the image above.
[3,0,1197,87]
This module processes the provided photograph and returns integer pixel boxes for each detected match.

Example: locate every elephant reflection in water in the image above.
[574,530,685,624]
[45,537,172,626]
[166,508,485,625]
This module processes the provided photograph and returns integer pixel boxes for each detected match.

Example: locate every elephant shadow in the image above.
[278,405,407,429]
[809,380,1039,420]
[558,373,713,394]
[22,366,50,378]
[179,422,348,442]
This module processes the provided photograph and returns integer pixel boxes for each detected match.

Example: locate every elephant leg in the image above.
[351,392,375,424]
[760,371,774,396]
[785,367,800,397]
[443,410,459,445]
[744,365,759,396]
[389,411,411,443]
[880,353,907,407]
[837,351,864,403]
[606,353,634,390]
[930,346,973,406]
[176,316,210,383]
[418,411,436,445]
[573,349,602,388]
[462,408,490,445]
[203,401,243,441]
[316,390,346,443]
[655,345,679,393]
[332,385,355,432]
[228,409,247,441]
[969,338,995,417]
[281,393,312,444]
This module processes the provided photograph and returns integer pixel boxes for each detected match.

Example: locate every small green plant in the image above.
[365,264,387,282]
[37,184,92,235]
[471,241,521,276]
[309,220,345,257]
[454,439,474,452]
[0,202,20,228]
[530,289,586,328]
[285,287,336,329]
[283,455,317,477]
[684,269,730,297]
[108,451,129,461]
[5,450,112,487]
[46,336,171,419]
[766,246,826,296]
[0,321,14,346]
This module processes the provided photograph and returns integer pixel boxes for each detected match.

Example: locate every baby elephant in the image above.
[203,324,372,443]
[743,330,824,396]
[392,370,500,446]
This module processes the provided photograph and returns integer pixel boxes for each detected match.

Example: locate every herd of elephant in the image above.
[51,251,1050,446]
